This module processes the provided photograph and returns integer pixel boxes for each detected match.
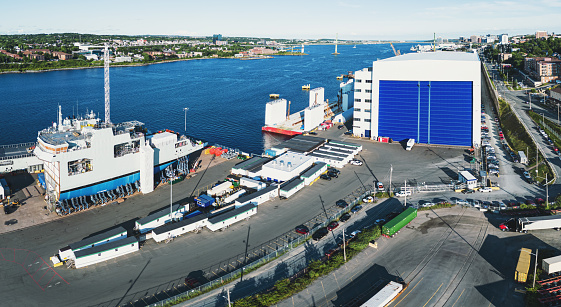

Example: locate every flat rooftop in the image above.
[264,152,312,172]
[300,162,327,178]
[208,203,257,224]
[272,135,326,153]
[380,51,479,63]
[152,213,207,235]
[74,236,138,259]
[280,177,304,192]
[136,204,182,226]
[69,226,127,251]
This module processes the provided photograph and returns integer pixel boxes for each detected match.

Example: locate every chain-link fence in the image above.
[144,187,375,307]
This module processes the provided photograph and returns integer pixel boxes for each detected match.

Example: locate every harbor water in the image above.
[0,43,422,154]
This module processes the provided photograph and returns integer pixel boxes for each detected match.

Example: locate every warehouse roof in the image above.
[300,162,327,178]
[137,204,182,226]
[69,226,127,251]
[208,203,257,224]
[313,150,348,158]
[232,156,272,171]
[74,236,138,259]
[380,51,479,63]
[235,184,277,204]
[308,152,344,162]
[152,213,207,235]
[279,177,304,192]
[328,140,361,148]
[264,152,312,172]
[272,135,326,153]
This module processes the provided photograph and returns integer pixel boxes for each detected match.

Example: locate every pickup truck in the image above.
[406,138,415,151]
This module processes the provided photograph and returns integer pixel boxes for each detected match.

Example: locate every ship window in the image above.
[98,253,101,256]
[356,79,361,83]
[355,99,361,102]
[355,118,361,122]
[365,99,372,103]
[365,119,371,122]
[355,89,361,92]
[366,80,372,83]
[114,140,140,158]
[115,248,118,251]
[355,108,361,112]
[365,89,372,93]
[68,158,93,176]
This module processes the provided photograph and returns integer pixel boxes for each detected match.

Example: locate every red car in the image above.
[327,221,339,231]
[295,225,309,235]
[325,249,336,258]
[185,277,200,288]
[535,198,545,205]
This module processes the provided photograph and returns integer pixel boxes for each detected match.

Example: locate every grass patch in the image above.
[418,202,455,211]
[498,99,553,184]
[234,227,382,307]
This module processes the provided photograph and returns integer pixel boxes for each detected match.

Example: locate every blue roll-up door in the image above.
[378,80,472,146]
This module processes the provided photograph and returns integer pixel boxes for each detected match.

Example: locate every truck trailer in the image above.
[500,215,561,233]
[382,207,417,237]
[406,139,415,151]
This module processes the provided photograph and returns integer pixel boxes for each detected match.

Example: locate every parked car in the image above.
[327,171,339,178]
[472,200,481,208]
[320,174,331,181]
[375,219,386,225]
[362,196,374,203]
[339,213,351,222]
[377,182,384,191]
[346,230,361,240]
[295,225,310,235]
[185,277,201,288]
[462,189,475,194]
[456,199,469,206]
[344,131,353,135]
[325,249,337,257]
[328,167,340,174]
[336,200,349,208]
[395,190,412,197]
[350,159,363,166]
[312,228,329,241]
[351,205,363,213]
[327,221,339,231]
[523,171,531,180]
[308,131,318,135]
[479,187,493,193]
[338,125,344,130]
[421,202,435,208]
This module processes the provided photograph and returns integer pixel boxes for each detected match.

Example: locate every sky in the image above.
[1,0,561,40]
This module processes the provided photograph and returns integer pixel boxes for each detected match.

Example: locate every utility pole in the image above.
[389,164,393,196]
[546,173,549,205]
[343,227,347,262]
[534,248,539,288]
[170,170,173,222]
[558,103,560,125]
[227,288,231,307]
[404,180,407,207]
[529,92,532,110]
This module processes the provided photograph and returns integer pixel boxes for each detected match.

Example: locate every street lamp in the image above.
[183,107,190,132]
[557,103,559,125]
[520,248,539,288]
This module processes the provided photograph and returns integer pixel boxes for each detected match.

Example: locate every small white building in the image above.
[207,181,233,197]
[300,162,327,185]
[279,177,305,198]
[134,203,189,234]
[231,156,272,177]
[459,170,478,189]
[261,152,313,182]
[543,255,561,275]
[151,213,208,243]
[0,178,8,200]
[240,177,267,190]
[68,226,128,252]
[234,184,279,207]
[223,189,246,204]
[73,237,139,269]
[207,203,257,232]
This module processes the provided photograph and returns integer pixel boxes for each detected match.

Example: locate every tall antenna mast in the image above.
[104,43,111,124]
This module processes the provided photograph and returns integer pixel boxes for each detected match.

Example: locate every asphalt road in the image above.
[0,69,550,307]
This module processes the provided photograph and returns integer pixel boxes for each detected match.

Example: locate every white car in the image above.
[362,196,374,203]
[421,202,435,208]
[350,159,363,166]
[523,171,531,180]
[479,187,493,193]
[456,199,469,206]
[472,200,481,208]
[395,190,412,197]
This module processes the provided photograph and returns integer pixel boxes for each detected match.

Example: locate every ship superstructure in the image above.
[34,107,205,203]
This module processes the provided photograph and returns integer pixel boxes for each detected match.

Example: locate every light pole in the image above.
[183,107,189,132]
[557,103,559,125]
[343,227,347,262]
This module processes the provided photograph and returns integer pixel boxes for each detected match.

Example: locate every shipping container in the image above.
[382,208,417,237]
[515,248,531,283]
[543,255,561,275]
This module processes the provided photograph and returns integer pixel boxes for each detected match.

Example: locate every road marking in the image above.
[422,283,443,307]
[321,280,327,303]
[487,296,494,307]
[394,277,424,306]
[334,273,340,290]
[451,288,465,307]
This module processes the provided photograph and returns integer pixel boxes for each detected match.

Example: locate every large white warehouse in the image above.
[353,52,481,147]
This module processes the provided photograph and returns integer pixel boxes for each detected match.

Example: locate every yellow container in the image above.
[515,248,531,283]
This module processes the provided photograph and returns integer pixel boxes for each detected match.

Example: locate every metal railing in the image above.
[145,187,375,307]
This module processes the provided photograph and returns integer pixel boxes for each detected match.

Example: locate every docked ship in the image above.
[33,107,205,203]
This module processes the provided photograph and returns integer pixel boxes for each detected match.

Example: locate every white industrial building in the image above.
[68,226,128,252]
[73,236,139,269]
[222,189,247,204]
[261,152,313,182]
[207,181,233,197]
[459,170,478,189]
[300,162,327,185]
[279,177,305,198]
[234,184,279,206]
[151,213,208,243]
[0,178,9,200]
[240,177,267,190]
[231,156,272,177]
[207,203,257,232]
[352,52,481,147]
[134,203,189,234]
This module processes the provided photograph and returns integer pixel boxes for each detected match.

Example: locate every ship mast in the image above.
[332,33,340,55]
[104,43,111,124]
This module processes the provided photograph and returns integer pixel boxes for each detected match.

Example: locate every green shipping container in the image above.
[382,207,417,237]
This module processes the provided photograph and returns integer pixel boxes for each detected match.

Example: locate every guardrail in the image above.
[145,186,375,307]
[0,141,36,149]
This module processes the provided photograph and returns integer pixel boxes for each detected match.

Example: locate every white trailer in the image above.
[240,177,267,190]
[73,236,139,269]
[361,281,404,307]
[518,215,561,233]
[518,151,528,165]
[207,181,233,197]
[135,203,189,234]
[151,213,208,243]
[543,255,561,275]
[223,189,246,204]
[207,203,257,232]
[406,139,415,151]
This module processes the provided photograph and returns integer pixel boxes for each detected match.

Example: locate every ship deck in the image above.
[0,142,36,160]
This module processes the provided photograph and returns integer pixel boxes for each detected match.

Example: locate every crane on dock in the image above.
[390,42,401,56]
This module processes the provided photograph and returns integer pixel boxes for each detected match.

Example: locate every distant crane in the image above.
[389,42,401,56]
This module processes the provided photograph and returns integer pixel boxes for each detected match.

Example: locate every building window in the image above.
[365,119,371,122]
[355,108,361,112]
[355,118,361,122]
[365,99,372,103]
[355,89,361,92]
[356,79,361,83]
[365,89,372,93]
[366,80,372,83]
[68,158,93,176]
[355,99,361,102]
